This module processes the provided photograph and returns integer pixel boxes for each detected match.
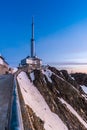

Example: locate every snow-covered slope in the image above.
[59,98,87,128]
[17,66,87,130]
[17,72,68,130]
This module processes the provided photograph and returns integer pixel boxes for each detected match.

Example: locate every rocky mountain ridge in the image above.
[71,72,87,86]
[17,66,87,130]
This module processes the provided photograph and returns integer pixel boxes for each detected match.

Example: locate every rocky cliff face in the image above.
[71,73,87,86]
[17,66,87,130]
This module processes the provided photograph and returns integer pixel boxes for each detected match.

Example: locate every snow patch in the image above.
[56,90,60,94]
[42,69,53,83]
[43,77,47,83]
[71,77,75,80]
[69,75,75,80]
[30,72,35,81]
[0,58,4,65]
[71,76,75,80]
[17,72,68,130]
[12,68,18,73]
[81,85,87,94]
[81,94,87,100]
[59,98,87,128]
[60,71,63,76]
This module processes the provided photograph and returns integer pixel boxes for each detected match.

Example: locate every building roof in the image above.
[0,56,9,65]
[0,56,4,60]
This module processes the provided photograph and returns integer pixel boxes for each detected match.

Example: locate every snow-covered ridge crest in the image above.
[59,98,87,128]
[41,68,64,83]
[17,71,68,130]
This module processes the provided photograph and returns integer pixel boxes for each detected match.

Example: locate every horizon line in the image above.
[46,62,87,66]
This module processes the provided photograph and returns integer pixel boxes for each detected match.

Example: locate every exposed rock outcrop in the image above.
[71,73,87,86]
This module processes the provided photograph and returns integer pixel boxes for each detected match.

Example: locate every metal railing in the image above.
[9,77,24,130]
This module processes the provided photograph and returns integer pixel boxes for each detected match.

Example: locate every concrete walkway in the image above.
[0,74,13,130]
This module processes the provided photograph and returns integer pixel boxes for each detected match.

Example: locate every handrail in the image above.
[9,77,24,130]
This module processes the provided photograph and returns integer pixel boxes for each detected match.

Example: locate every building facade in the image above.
[0,56,9,74]
[21,56,42,69]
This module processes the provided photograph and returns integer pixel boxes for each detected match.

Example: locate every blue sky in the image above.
[0,0,87,68]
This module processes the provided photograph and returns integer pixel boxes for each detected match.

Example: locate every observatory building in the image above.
[21,18,42,69]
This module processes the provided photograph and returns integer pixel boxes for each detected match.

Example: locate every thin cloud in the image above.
[46,62,87,66]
